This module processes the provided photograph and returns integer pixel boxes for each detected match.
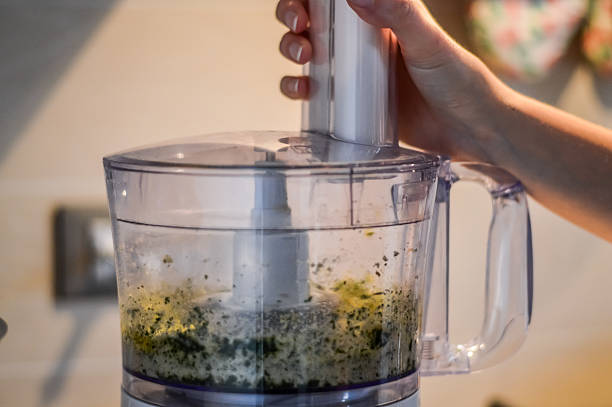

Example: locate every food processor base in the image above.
[121,388,420,407]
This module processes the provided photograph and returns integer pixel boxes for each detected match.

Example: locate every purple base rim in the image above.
[124,366,419,395]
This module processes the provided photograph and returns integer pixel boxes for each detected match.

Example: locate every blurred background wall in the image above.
[0,0,611,406]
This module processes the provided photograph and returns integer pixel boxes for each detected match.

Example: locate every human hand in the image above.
[276,0,510,163]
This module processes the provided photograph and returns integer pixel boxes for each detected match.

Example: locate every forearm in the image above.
[483,81,612,242]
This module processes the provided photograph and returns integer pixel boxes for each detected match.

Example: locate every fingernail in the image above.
[289,42,303,62]
[283,77,300,95]
[290,78,300,94]
[285,11,299,32]
[348,0,374,7]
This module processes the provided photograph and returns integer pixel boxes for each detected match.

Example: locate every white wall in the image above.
[0,1,611,406]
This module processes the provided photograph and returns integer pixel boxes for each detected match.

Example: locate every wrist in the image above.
[469,66,522,167]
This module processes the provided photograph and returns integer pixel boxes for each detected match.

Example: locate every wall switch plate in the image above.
[0,317,6,341]
[53,207,116,299]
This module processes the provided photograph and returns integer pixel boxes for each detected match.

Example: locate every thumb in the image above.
[346,0,458,70]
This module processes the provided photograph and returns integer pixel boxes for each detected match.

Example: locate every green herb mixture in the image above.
[120,277,420,393]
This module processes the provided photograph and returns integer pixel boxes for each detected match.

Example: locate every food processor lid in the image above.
[104,131,439,172]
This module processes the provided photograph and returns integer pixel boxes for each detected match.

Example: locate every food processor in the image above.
[105,1,533,406]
